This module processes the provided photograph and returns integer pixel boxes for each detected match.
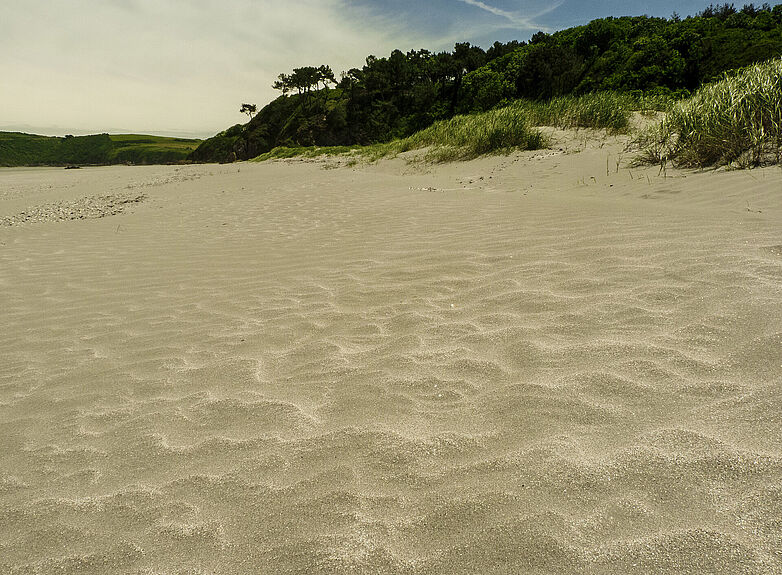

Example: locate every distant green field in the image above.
[0,132,201,167]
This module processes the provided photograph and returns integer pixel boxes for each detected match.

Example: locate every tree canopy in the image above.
[240,103,257,119]
[192,4,782,163]
[272,65,336,96]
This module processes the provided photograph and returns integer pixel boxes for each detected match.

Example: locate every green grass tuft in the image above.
[636,57,782,168]
[390,105,546,161]
[523,92,637,133]
[251,145,360,162]
[522,91,674,132]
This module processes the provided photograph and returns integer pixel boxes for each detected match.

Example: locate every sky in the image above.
[1,0,717,138]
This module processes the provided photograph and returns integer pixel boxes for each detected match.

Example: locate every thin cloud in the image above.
[456,0,562,31]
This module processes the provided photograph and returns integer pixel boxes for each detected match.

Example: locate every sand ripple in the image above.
[1,158,781,573]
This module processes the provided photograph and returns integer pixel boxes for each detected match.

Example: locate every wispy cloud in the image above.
[456,0,562,31]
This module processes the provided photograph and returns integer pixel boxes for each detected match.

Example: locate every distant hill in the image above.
[0,132,201,167]
[190,4,782,163]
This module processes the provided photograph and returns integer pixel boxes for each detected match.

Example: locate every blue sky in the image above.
[1,0,720,137]
[346,0,713,45]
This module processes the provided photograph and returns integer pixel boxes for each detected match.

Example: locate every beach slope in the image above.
[1,136,781,574]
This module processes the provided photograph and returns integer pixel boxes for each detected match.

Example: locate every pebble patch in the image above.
[0,193,145,226]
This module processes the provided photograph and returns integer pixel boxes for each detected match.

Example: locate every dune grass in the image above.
[523,92,648,133]
[386,92,671,161]
[254,105,548,164]
[389,105,547,162]
[251,91,670,164]
[637,57,782,168]
[252,145,361,162]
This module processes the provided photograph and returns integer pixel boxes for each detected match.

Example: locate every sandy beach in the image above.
[1,131,781,574]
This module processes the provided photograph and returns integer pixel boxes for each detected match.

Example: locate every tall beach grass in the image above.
[368,92,665,162]
[391,105,546,162]
[637,57,782,168]
[524,92,648,133]
[393,92,655,162]
[251,145,359,162]
[251,91,668,164]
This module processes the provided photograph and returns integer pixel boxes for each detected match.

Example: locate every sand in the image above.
[1,131,781,574]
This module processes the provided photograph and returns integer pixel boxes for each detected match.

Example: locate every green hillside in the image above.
[0,132,201,167]
[190,3,782,163]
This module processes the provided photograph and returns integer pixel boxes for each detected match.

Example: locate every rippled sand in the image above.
[2,133,781,574]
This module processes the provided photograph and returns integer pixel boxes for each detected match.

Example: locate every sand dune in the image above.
[1,133,781,574]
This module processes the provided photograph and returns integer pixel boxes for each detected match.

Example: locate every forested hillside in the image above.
[190,3,782,163]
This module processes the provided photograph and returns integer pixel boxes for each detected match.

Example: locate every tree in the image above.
[273,65,336,97]
[316,65,336,90]
[272,73,292,95]
[624,36,686,91]
[240,103,257,119]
